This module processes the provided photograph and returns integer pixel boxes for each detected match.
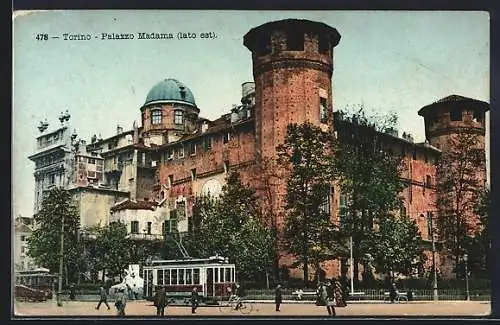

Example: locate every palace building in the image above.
[29,19,488,279]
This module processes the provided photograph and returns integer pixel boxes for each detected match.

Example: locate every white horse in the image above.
[110,268,144,299]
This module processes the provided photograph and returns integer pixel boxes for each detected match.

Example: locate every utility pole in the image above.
[464,254,470,301]
[428,212,438,301]
[57,212,65,307]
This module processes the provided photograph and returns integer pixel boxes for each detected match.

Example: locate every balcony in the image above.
[126,233,164,241]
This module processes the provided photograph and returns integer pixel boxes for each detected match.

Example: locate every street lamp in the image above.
[427,212,439,301]
[463,254,470,301]
[57,212,65,307]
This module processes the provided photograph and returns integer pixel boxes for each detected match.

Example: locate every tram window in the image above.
[158,270,164,285]
[225,268,231,282]
[193,269,200,284]
[186,269,192,285]
[231,268,235,282]
[171,269,178,285]
[214,268,219,283]
[165,269,170,285]
[179,269,185,285]
[220,268,224,282]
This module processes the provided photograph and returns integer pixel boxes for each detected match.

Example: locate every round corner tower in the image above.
[418,94,489,239]
[243,19,341,161]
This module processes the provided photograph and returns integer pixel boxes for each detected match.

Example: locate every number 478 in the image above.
[36,34,48,41]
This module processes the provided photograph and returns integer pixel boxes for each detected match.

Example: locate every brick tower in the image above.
[418,95,489,276]
[243,19,341,274]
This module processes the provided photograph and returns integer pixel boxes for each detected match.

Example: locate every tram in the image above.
[15,268,57,301]
[142,255,236,304]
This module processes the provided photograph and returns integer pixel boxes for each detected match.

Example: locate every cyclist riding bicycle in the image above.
[231,283,244,310]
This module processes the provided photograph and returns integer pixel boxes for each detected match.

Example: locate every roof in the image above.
[143,78,197,108]
[418,94,489,116]
[244,19,341,51]
[111,199,157,212]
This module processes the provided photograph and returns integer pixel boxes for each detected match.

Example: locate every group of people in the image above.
[153,286,201,315]
[94,284,128,316]
[316,279,348,317]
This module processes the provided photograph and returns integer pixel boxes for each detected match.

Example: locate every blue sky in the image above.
[12,10,490,218]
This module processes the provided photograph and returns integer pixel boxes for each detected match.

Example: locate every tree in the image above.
[435,131,486,278]
[277,122,342,287]
[94,221,130,281]
[333,107,405,287]
[363,215,424,279]
[27,188,81,284]
[185,172,276,284]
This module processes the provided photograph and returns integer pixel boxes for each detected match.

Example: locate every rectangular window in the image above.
[168,148,174,160]
[165,269,170,285]
[88,158,96,164]
[473,109,483,122]
[203,137,212,150]
[191,168,197,180]
[224,160,230,173]
[223,132,230,144]
[174,110,184,125]
[193,269,200,284]
[320,97,328,123]
[214,268,219,283]
[319,186,331,218]
[426,175,432,186]
[158,270,164,285]
[318,35,330,54]
[147,222,152,235]
[225,268,231,283]
[176,201,186,220]
[412,150,417,160]
[188,142,196,156]
[171,269,178,285]
[450,108,462,121]
[49,174,55,185]
[186,269,192,285]
[151,109,162,125]
[168,174,174,187]
[178,269,185,285]
[169,218,178,233]
[178,146,185,158]
[131,221,139,234]
[287,32,304,51]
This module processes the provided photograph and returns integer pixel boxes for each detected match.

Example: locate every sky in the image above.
[12,10,490,219]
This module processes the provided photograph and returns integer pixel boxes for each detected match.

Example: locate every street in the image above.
[13,300,490,317]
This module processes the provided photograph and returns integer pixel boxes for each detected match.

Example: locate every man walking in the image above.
[95,285,110,310]
[191,286,199,314]
[325,280,336,317]
[274,284,282,312]
[155,287,168,316]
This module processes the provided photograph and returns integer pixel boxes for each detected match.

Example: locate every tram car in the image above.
[15,268,57,301]
[143,255,236,305]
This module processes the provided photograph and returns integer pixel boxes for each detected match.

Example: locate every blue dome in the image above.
[144,78,197,107]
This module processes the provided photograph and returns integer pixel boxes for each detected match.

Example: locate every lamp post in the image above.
[57,212,65,307]
[349,236,354,294]
[463,254,470,301]
[427,212,439,301]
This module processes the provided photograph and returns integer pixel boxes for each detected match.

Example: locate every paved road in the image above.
[13,300,490,317]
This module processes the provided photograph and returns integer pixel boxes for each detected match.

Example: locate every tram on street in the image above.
[15,268,57,301]
[142,255,236,304]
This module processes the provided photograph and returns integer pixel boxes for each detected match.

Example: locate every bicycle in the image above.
[218,295,253,314]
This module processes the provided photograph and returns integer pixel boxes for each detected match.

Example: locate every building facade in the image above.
[29,19,488,280]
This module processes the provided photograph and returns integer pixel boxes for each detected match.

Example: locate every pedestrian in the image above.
[155,286,167,316]
[389,281,397,304]
[114,286,127,316]
[333,279,347,307]
[325,280,336,317]
[69,283,76,301]
[191,286,199,314]
[95,285,110,310]
[274,284,282,312]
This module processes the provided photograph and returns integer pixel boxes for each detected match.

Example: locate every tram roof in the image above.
[147,256,234,267]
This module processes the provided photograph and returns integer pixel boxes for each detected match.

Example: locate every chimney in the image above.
[117,124,123,135]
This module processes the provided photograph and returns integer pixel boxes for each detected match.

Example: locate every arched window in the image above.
[151,109,162,125]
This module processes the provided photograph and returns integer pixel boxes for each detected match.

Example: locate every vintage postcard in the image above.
[12,10,491,318]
